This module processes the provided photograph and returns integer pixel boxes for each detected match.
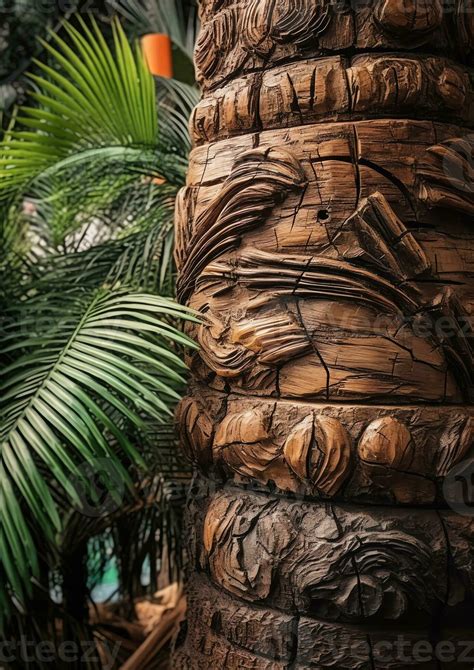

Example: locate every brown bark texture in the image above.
[173,1,474,667]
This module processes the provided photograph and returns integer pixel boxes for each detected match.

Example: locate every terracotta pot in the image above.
[141,33,173,78]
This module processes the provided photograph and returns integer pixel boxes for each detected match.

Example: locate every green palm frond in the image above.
[0,15,157,196]
[157,76,199,112]
[0,202,36,314]
[18,198,176,298]
[23,163,179,253]
[157,78,199,153]
[0,15,191,265]
[0,288,198,621]
[0,10,198,639]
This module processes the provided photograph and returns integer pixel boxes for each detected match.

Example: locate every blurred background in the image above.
[0,1,199,667]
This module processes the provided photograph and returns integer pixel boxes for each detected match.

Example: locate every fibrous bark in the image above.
[174,1,474,667]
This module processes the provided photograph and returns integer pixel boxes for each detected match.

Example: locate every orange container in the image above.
[141,33,173,78]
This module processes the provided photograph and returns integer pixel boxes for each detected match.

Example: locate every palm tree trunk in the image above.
[174,1,474,667]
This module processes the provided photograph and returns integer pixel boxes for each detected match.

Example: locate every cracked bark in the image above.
[173,1,474,667]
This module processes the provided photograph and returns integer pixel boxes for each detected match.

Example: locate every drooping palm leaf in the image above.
[0,9,199,643]
[0,288,198,621]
